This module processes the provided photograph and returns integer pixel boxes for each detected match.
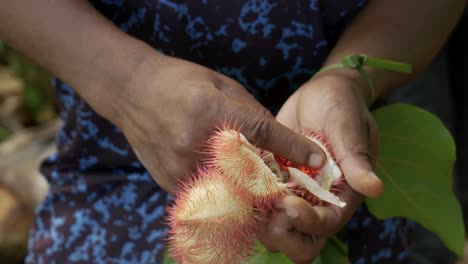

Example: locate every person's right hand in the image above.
[107,55,326,193]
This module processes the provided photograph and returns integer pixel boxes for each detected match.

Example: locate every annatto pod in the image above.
[275,130,346,207]
[205,129,287,209]
[166,170,256,264]
[166,128,346,263]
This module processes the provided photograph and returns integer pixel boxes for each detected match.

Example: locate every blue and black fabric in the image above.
[26,1,411,263]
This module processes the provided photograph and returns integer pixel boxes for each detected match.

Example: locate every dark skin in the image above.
[114,55,329,193]
[257,0,464,262]
[0,1,327,193]
[0,0,464,262]
[258,72,378,263]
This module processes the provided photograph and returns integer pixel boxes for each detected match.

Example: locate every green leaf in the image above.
[366,103,465,256]
[23,84,44,113]
[318,54,412,105]
[249,242,294,264]
[6,51,24,76]
[162,251,176,264]
[162,243,296,264]
[161,243,295,264]
[319,237,350,264]
[0,127,9,142]
[161,239,350,264]
[364,56,412,73]
[161,103,463,262]
[249,237,349,264]
[0,40,5,57]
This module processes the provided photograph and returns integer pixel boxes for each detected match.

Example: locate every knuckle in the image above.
[190,81,211,98]
[347,144,371,162]
[183,82,216,113]
[248,115,273,146]
[284,139,299,161]
[174,133,195,153]
[218,78,244,93]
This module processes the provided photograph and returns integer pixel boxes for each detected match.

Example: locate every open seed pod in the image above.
[166,128,346,263]
[206,129,287,209]
[275,131,346,207]
[167,170,256,264]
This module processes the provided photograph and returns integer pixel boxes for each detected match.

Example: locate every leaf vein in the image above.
[376,162,426,215]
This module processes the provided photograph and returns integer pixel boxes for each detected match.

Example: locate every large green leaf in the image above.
[366,103,464,256]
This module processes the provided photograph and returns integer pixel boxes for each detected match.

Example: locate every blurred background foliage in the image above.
[0,39,56,142]
[0,40,56,263]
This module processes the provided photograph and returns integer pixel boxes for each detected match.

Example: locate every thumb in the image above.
[236,107,326,168]
[329,112,384,197]
[339,154,383,197]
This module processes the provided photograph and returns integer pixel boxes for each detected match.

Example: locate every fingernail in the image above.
[308,153,324,167]
[368,171,380,180]
[285,206,299,219]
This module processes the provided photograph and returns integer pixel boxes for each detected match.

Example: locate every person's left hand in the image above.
[256,71,385,263]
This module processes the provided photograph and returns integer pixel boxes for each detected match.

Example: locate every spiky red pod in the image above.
[275,130,346,207]
[166,128,347,263]
[205,129,287,209]
[167,170,256,264]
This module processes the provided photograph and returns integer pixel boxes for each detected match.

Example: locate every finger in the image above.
[339,153,383,197]
[225,101,326,168]
[257,210,291,252]
[325,107,384,197]
[335,182,364,213]
[257,210,324,264]
[280,195,340,237]
[279,190,362,238]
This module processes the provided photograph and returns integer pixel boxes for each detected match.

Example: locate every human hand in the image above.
[257,71,384,263]
[109,55,325,193]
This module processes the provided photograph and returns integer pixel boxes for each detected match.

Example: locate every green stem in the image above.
[315,54,412,106]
